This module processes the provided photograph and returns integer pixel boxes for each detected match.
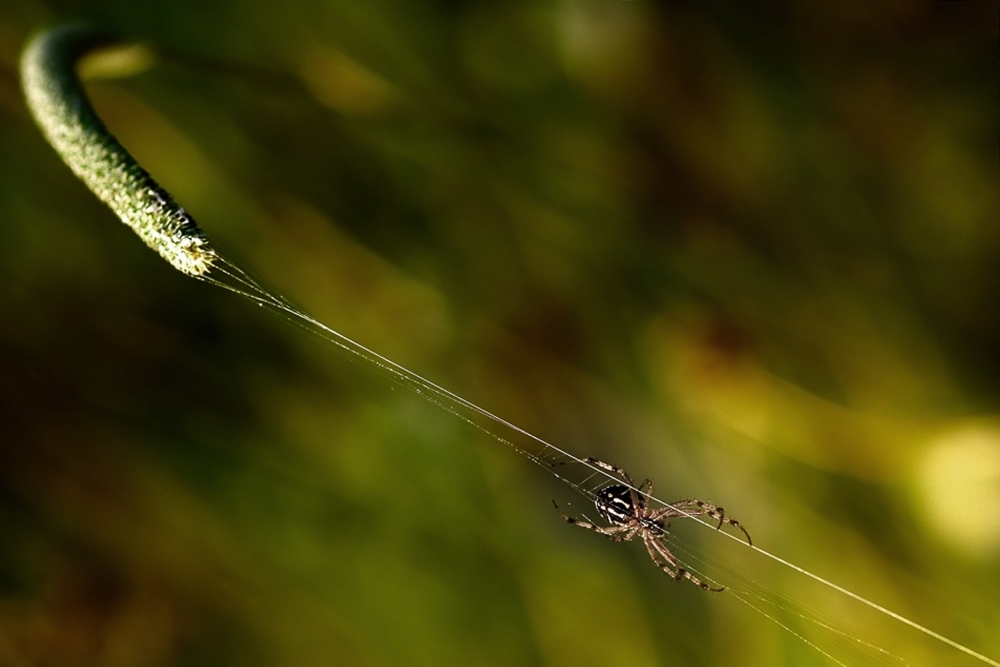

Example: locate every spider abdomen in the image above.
[595,484,638,525]
[595,484,667,536]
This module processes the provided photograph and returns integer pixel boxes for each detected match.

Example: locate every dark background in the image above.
[1,1,998,665]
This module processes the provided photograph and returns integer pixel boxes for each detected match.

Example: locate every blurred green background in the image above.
[1,1,998,665]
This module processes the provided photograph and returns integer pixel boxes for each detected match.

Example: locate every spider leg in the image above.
[645,535,724,592]
[552,501,634,542]
[583,457,637,490]
[651,499,753,546]
[633,478,655,514]
[633,479,653,514]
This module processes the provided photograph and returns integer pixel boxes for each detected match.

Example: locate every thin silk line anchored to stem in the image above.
[19,22,1000,667]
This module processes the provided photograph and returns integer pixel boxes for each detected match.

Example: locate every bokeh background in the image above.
[1,1,998,665]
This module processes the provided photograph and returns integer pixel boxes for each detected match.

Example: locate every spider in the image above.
[552,458,752,592]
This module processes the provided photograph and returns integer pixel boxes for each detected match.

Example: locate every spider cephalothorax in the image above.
[554,458,751,591]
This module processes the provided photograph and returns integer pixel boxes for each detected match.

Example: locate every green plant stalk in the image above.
[21,23,215,276]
